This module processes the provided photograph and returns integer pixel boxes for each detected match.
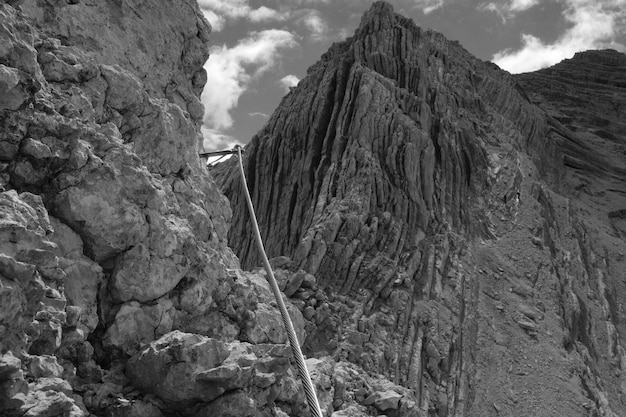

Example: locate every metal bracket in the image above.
[199,146,244,166]
[198,147,243,158]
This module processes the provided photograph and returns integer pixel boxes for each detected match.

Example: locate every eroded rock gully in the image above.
[2,0,626,416]
[217,2,626,416]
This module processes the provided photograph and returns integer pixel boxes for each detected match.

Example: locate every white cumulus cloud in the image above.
[201,8,225,32]
[482,0,540,18]
[492,0,626,73]
[197,0,289,24]
[201,29,298,134]
[508,0,541,12]
[414,0,445,14]
[279,74,300,92]
[201,127,244,154]
[260,0,330,7]
[299,10,330,41]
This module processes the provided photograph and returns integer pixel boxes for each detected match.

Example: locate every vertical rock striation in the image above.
[219,2,626,416]
[221,2,551,274]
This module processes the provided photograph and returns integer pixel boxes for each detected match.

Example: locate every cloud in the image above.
[279,74,300,92]
[481,0,540,19]
[492,0,626,73]
[289,0,330,4]
[197,0,289,24]
[201,126,244,154]
[201,8,225,32]
[201,30,298,131]
[507,0,540,12]
[337,27,353,41]
[261,0,330,7]
[412,0,445,14]
[298,10,330,41]
[249,112,269,118]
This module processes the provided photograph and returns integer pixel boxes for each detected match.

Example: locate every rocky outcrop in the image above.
[0,1,317,416]
[219,2,626,416]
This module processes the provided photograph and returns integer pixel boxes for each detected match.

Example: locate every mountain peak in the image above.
[363,1,395,17]
[358,1,397,31]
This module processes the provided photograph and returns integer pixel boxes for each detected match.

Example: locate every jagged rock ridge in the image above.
[221,2,553,272]
[219,2,626,416]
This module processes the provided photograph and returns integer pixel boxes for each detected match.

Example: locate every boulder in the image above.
[0,352,28,412]
[28,355,64,378]
[369,390,403,411]
[103,298,175,355]
[126,331,230,404]
[126,331,298,410]
[0,63,28,110]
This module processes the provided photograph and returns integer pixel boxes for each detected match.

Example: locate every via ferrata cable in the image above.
[234,145,324,417]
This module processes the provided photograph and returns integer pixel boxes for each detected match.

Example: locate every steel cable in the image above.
[234,145,324,417]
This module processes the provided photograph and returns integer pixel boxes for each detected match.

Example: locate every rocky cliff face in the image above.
[219,2,626,416]
[0,1,320,416]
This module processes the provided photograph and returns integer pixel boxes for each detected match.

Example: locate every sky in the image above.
[197,0,626,152]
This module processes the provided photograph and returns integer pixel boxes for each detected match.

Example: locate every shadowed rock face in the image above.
[516,49,626,180]
[219,2,626,416]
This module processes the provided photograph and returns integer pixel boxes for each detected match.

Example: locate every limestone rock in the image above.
[217,3,626,417]
[100,64,144,111]
[28,355,64,378]
[20,390,84,417]
[331,405,370,417]
[0,63,28,110]
[0,352,28,412]
[1,0,238,369]
[516,49,626,180]
[218,2,529,408]
[245,302,289,344]
[0,1,245,415]
[366,390,402,411]
[31,377,73,396]
[3,0,626,416]
[20,0,211,106]
[126,331,297,412]
[103,298,175,355]
[126,331,230,404]
[195,391,260,417]
[284,270,307,297]
[116,401,165,417]
[0,191,52,355]
[52,179,151,263]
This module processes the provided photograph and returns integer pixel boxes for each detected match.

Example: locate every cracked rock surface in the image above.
[3,0,626,416]
[0,1,315,416]
[218,2,626,416]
